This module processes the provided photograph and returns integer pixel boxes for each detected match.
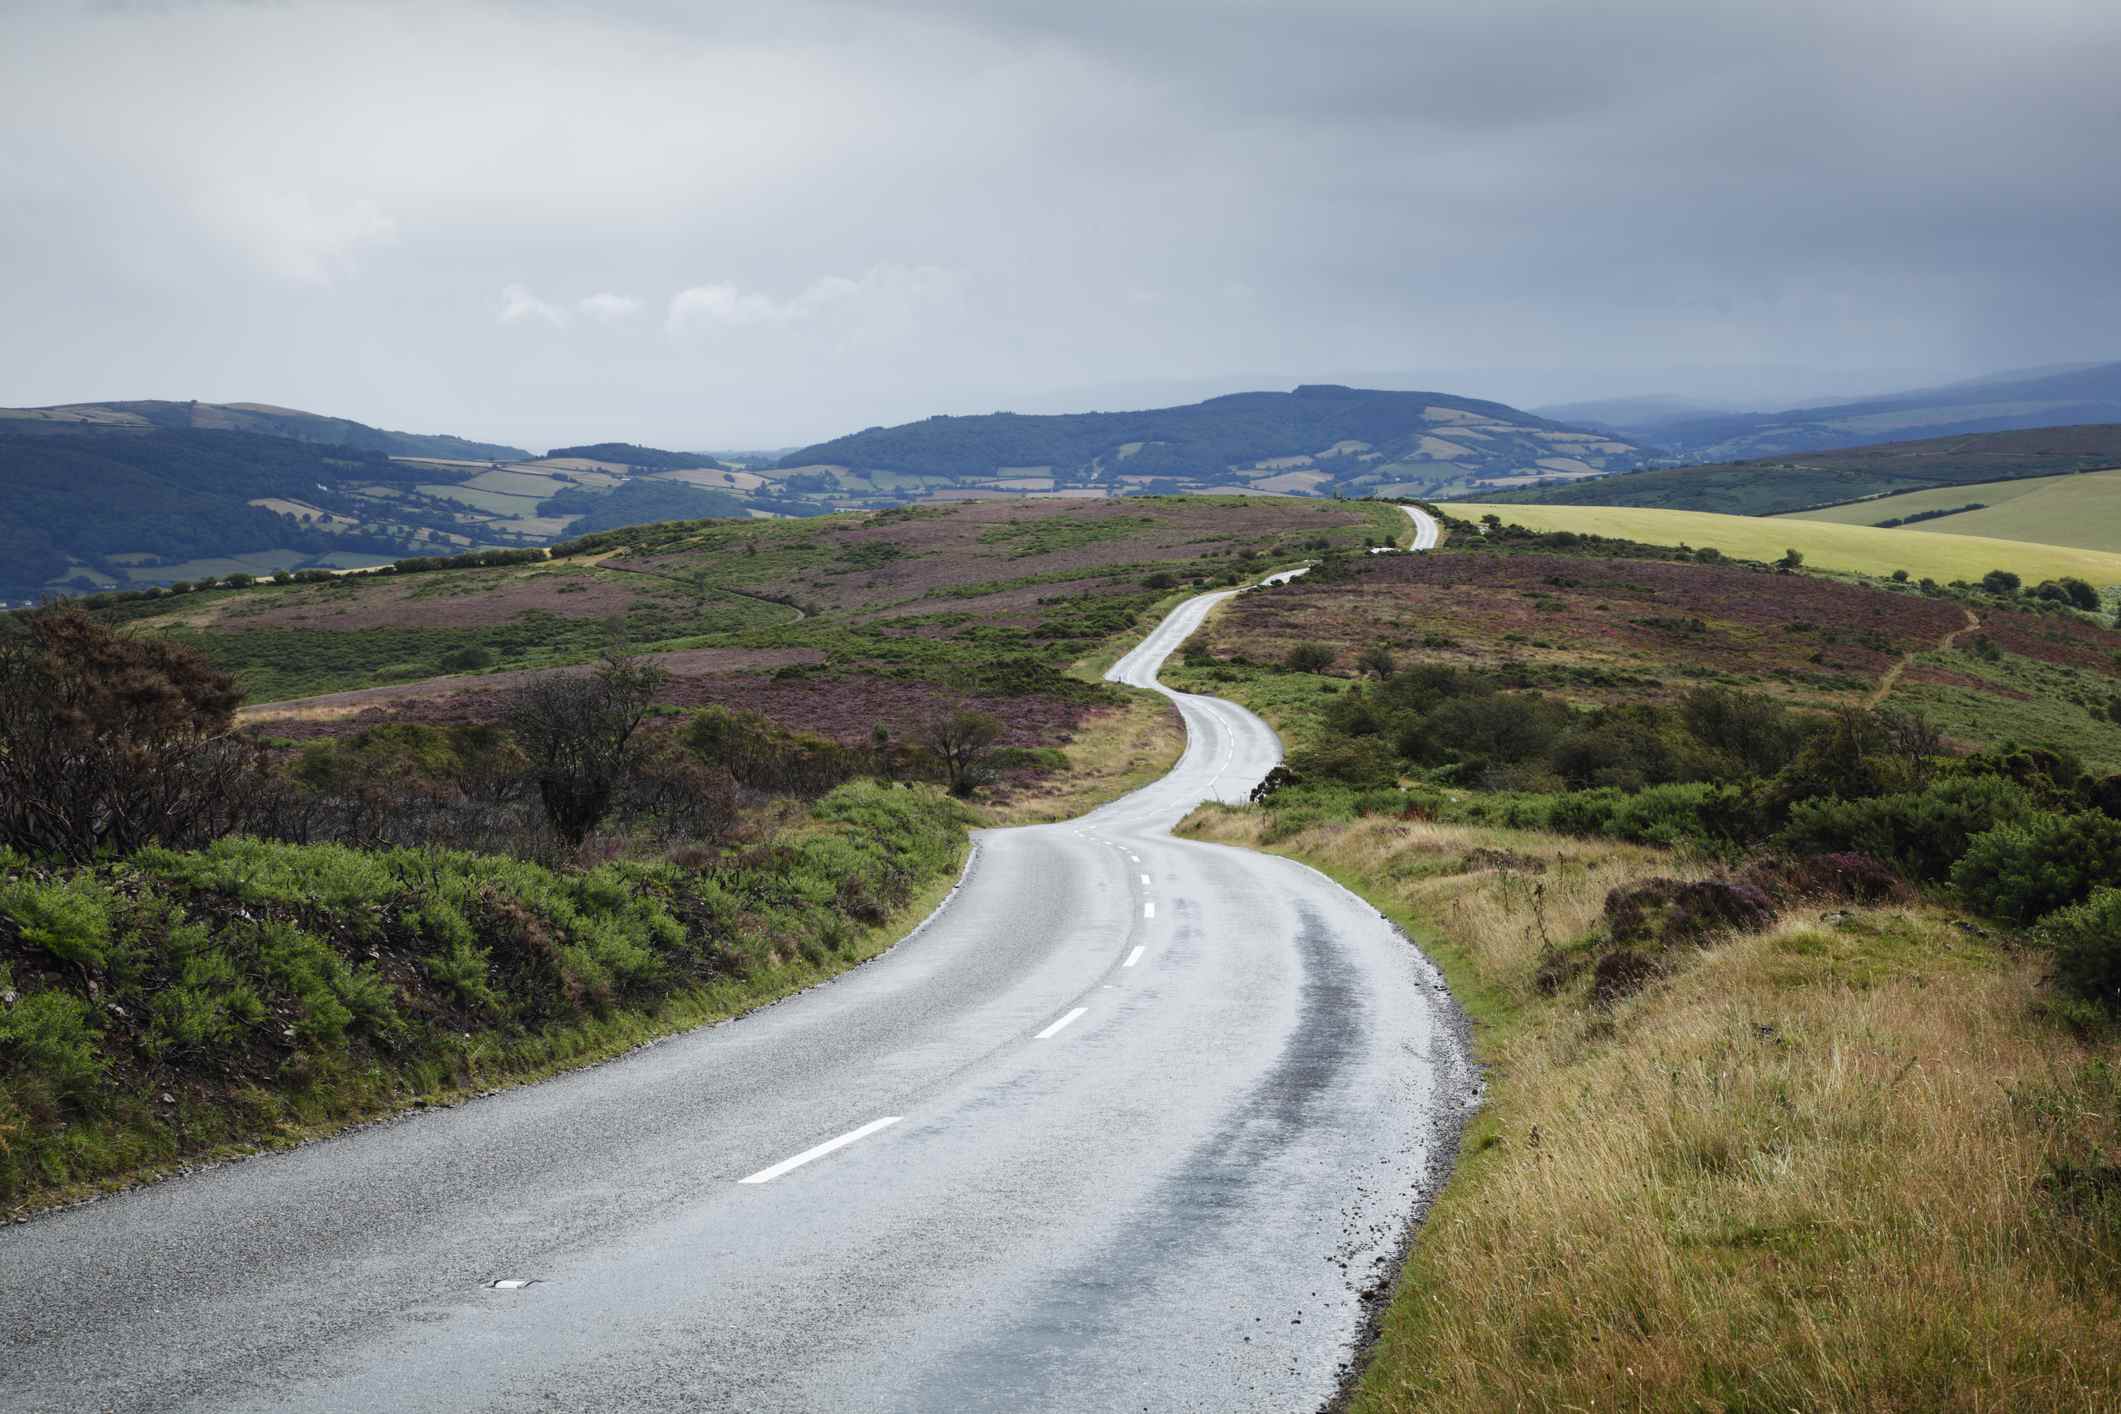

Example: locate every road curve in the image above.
[1401,503,1441,551]
[1,580,1471,1413]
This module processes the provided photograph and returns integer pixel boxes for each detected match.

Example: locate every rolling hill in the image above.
[0,399,527,461]
[3,385,1649,602]
[1468,424,2121,518]
[0,419,819,604]
[1589,361,2121,463]
[769,384,1650,503]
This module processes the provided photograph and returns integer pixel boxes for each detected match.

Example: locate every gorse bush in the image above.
[1952,812,2121,926]
[2044,889,2121,1010]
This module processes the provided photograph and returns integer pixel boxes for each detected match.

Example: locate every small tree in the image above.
[923,709,1003,798]
[1981,568,2022,595]
[1356,643,1396,679]
[1285,643,1336,673]
[507,650,666,844]
[1777,548,1804,571]
[0,605,262,860]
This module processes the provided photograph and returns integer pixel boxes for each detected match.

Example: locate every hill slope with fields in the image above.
[771,384,1651,503]
[1469,424,2121,518]
[0,398,527,461]
[1783,466,2121,552]
[1594,361,2121,462]
[1452,501,2121,589]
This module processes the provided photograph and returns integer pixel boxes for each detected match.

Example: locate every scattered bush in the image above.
[1604,877,1778,948]
[0,605,266,860]
[1284,643,1336,673]
[1954,812,2121,925]
[2045,888,2121,1010]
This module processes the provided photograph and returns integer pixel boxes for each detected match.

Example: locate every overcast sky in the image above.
[4,0,2118,451]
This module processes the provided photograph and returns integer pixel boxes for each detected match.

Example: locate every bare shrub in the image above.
[507,651,666,844]
[922,709,1004,798]
[0,605,266,859]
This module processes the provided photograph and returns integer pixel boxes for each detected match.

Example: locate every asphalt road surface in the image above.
[2,547,1469,1413]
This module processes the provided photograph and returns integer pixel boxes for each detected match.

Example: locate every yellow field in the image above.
[1454,502,2121,586]
[1783,466,2121,553]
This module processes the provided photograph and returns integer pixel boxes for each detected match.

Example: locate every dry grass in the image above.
[982,690,1184,826]
[1181,808,2121,1411]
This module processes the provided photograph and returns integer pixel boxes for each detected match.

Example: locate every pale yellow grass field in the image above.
[1458,501,2121,586]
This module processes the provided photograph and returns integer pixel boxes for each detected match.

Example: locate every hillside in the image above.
[1782,466,2121,553]
[1472,423,2121,517]
[1601,362,2121,463]
[770,384,1650,503]
[0,422,825,605]
[0,399,526,462]
[1452,501,2121,590]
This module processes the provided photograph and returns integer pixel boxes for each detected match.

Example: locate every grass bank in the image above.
[981,689,1184,826]
[0,781,971,1214]
[1178,805,2121,1411]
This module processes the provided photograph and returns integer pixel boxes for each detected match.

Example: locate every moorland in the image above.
[8,477,2121,1408]
[1158,510,2121,1407]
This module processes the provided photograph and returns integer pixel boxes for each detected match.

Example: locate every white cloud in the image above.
[577,292,644,323]
[665,265,960,341]
[499,284,570,327]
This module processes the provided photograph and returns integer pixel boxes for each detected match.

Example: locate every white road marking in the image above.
[1124,945,1144,967]
[1140,873,1151,885]
[738,1116,902,1184]
[487,1280,534,1290]
[1143,901,1155,919]
[1036,1007,1088,1040]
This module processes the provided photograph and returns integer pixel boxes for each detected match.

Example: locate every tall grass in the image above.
[1181,807,2121,1410]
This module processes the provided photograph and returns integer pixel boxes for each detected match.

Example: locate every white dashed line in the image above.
[1143,901,1155,919]
[1124,946,1144,968]
[739,1117,902,1184]
[1140,873,1151,885]
[1036,1007,1088,1040]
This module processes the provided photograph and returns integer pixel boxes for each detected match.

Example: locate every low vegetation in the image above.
[1181,803,2121,1410]
[1160,517,2121,1406]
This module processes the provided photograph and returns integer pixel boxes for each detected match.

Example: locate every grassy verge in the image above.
[1178,804,2121,1411]
[0,782,971,1215]
[981,689,1185,826]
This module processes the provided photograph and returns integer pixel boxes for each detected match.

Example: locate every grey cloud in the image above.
[2,0,2116,447]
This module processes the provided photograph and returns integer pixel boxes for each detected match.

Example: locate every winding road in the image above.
[1,507,1462,1413]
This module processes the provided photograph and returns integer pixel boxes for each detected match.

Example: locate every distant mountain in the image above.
[1468,424,2121,518]
[541,442,728,471]
[0,399,528,462]
[1622,362,2121,463]
[772,384,1649,501]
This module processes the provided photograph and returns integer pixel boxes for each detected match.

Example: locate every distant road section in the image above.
[1403,502,1441,550]
[0,577,1471,1411]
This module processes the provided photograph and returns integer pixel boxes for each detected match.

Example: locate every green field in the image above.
[1783,467,2121,552]
[1454,502,2121,587]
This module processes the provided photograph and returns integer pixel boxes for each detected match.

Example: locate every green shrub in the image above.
[1953,812,2121,925]
[0,990,105,1105]
[1780,775,2033,881]
[1284,643,1335,673]
[2045,888,2121,1010]
[0,876,113,969]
